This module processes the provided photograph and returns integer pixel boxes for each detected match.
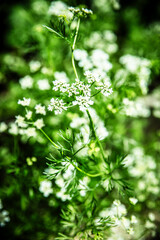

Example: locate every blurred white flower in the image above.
[15,115,27,128]
[25,127,37,138]
[35,104,46,115]
[129,197,138,205]
[19,75,33,89]
[25,110,32,120]
[8,122,19,135]
[37,79,50,90]
[34,119,45,129]
[18,97,31,106]
[0,210,10,227]
[29,60,41,73]
[0,122,7,133]
[39,180,53,197]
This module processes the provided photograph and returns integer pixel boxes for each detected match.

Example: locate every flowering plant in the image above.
[0,1,160,239]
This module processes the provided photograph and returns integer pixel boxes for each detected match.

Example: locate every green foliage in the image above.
[0,0,160,240]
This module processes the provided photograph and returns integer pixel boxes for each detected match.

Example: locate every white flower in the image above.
[74,49,88,61]
[127,227,134,235]
[148,213,155,222]
[37,79,50,90]
[121,217,130,229]
[67,85,79,97]
[145,220,156,229]
[48,98,67,115]
[104,30,117,42]
[113,200,121,206]
[41,67,52,75]
[120,54,150,73]
[72,95,94,111]
[70,117,87,128]
[55,176,65,188]
[19,75,33,89]
[129,197,138,205]
[48,1,73,21]
[82,8,93,14]
[56,189,71,201]
[15,115,27,128]
[34,119,45,129]
[63,164,74,179]
[131,215,138,224]
[84,70,102,83]
[29,60,41,72]
[35,104,46,115]
[54,71,69,81]
[8,122,18,135]
[95,79,113,96]
[25,127,37,138]
[53,79,69,92]
[0,210,10,227]
[96,121,109,140]
[0,122,7,132]
[91,49,112,72]
[123,98,150,118]
[18,97,31,106]
[39,180,53,197]
[25,110,32,120]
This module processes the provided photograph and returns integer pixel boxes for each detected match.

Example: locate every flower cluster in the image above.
[48,98,67,114]
[0,199,10,227]
[48,69,113,114]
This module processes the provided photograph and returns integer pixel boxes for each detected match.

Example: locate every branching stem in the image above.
[69,160,102,178]
[40,128,59,149]
[71,18,80,80]
[86,109,110,169]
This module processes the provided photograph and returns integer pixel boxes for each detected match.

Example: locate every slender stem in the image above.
[40,128,59,149]
[91,90,102,97]
[86,109,109,168]
[71,18,80,80]
[70,160,102,178]
[42,25,64,39]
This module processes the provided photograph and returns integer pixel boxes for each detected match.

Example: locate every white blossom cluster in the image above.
[19,75,33,89]
[29,60,41,73]
[122,98,151,118]
[48,98,67,115]
[85,30,118,54]
[37,79,50,90]
[13,99,46,138]
[0,199,10,227]
[119,54,151,94]
[93,0,120,12]
[48,1,73,21]
[39,180,53,197]
[49,70,112,114]
[18,97,31,106]
[19,75,51,91]
[74,49,112,77]
[0,122,7,133]
[99,199,138,238]
[124,147,159,199]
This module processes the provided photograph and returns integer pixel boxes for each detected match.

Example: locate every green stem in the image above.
[42,25,64,39]
[40,128,59,149]
[91,90,102,97]
[71,18,80,80]
[86,109,109,167]
[70,160,102,178]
